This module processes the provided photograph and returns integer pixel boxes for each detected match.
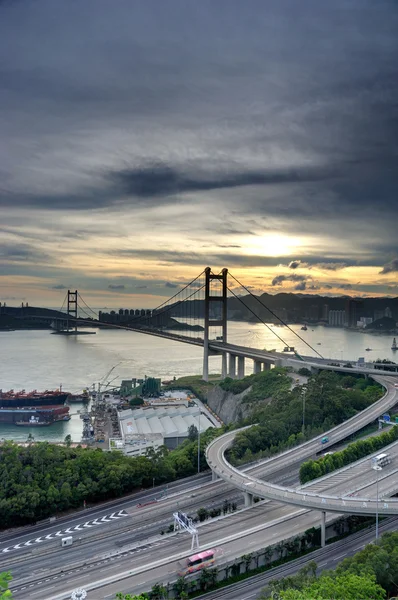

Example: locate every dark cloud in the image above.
[1,0,398,290]
[313,263,348,271]
[51,284,67,290]
[380,259,398,274]
[108,284,125,290]
[288,260,301,269]
[339,283,353,290]
[135,285,147,289]
[295,281,307,291]
[165,282,178,289]
[0,242,50,262]
[106,162,335,201]
[271,274,311,286]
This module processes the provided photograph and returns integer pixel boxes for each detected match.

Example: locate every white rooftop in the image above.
[120,405,213,439]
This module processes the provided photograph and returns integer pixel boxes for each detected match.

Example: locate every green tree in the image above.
[187,424,198,441]
[64,434,72,447]
[148,582,167,599]
[173,576,188,598]
[0,571,12,599]
[303,572,385,600]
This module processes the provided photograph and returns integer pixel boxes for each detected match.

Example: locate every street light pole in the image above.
[197,408,201,474]
[373,464,382,540]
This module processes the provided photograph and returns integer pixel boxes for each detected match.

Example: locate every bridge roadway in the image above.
[207,375,398,515]
[77,320,398,377]
[3,375,397,598]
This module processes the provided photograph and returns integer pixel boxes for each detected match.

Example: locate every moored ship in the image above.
[0,405,70,426]
[0,389,70,408]
[392,338,397,351]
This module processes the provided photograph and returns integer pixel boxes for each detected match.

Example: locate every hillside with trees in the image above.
[228,370,383,464]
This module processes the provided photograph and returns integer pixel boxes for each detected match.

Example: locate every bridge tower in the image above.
[67,290,78,333]
[203,267,228,382]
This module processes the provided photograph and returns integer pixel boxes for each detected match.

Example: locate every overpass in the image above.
[206,375,398,545]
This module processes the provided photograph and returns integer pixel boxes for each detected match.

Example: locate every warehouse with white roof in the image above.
[117,405,215,455]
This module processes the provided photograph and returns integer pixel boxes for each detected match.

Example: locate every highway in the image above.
[194,516,398,600]
[206,376,398,515]
[8,436,398,600]
[3,375,397,598]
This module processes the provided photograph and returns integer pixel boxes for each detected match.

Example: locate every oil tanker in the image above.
[0,389,71,426]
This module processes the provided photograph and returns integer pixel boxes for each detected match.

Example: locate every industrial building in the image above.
[117,404,214,456]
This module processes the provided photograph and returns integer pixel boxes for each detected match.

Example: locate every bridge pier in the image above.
[253,360,262,374]
[262,362,271,371]
[243,492,253,508]
[221,353,227,379]
[321,510,326,547]
[228,354,236,378]
[237,356,245,379]
[212,471,219,482]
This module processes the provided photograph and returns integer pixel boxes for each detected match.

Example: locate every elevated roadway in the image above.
[206,376,398,515]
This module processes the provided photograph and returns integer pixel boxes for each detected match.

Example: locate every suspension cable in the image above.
[227,286,290,347]
[229,272,324,359]
[77,293,98,319]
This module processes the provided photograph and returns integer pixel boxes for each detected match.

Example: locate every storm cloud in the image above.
[380,259,398,274]
[1,0,397,303]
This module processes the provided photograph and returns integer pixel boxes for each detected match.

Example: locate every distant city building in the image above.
[385,307,393,319]
[322,304,329,321]
[346,299,363,328]
[329,310,346,327]
[357,317,373,328]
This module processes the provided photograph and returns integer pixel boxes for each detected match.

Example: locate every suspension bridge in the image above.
[32,267,398,379]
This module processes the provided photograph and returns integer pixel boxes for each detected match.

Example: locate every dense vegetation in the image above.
[264,531,398,599]
[220,367,292,401]
[300,423,398,484]
[0,426,222,528]
[228,370,383,464]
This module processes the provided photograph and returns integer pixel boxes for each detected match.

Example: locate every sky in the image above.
[1,0,397,309]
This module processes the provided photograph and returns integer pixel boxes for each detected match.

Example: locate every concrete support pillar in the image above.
[228,354,236,379]
[221,353,227,379]
[202,342,209,382]
[253,360,262,374]
[237,356,245,379]
[321,510,326,547]
[262,362,271,371]
[243,492,253,508]
[212,470,219,482]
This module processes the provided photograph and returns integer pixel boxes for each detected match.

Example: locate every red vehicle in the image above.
[181,549,215,575]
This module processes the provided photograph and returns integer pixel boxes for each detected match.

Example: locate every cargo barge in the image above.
[0,405,70,425]
[0,389,70,408]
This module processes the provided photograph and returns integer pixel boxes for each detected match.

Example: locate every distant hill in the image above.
[365,316,396,331]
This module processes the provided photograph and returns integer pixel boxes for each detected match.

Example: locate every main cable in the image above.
[227,286,290,347]
[229,272,324,359]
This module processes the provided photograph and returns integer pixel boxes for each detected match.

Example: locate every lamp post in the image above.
[197,408,201,474]
[373,464,382,540]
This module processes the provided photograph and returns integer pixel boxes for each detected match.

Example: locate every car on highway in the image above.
[321,436,329,444]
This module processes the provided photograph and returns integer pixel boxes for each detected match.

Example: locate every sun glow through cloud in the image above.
[244,234,305,258]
